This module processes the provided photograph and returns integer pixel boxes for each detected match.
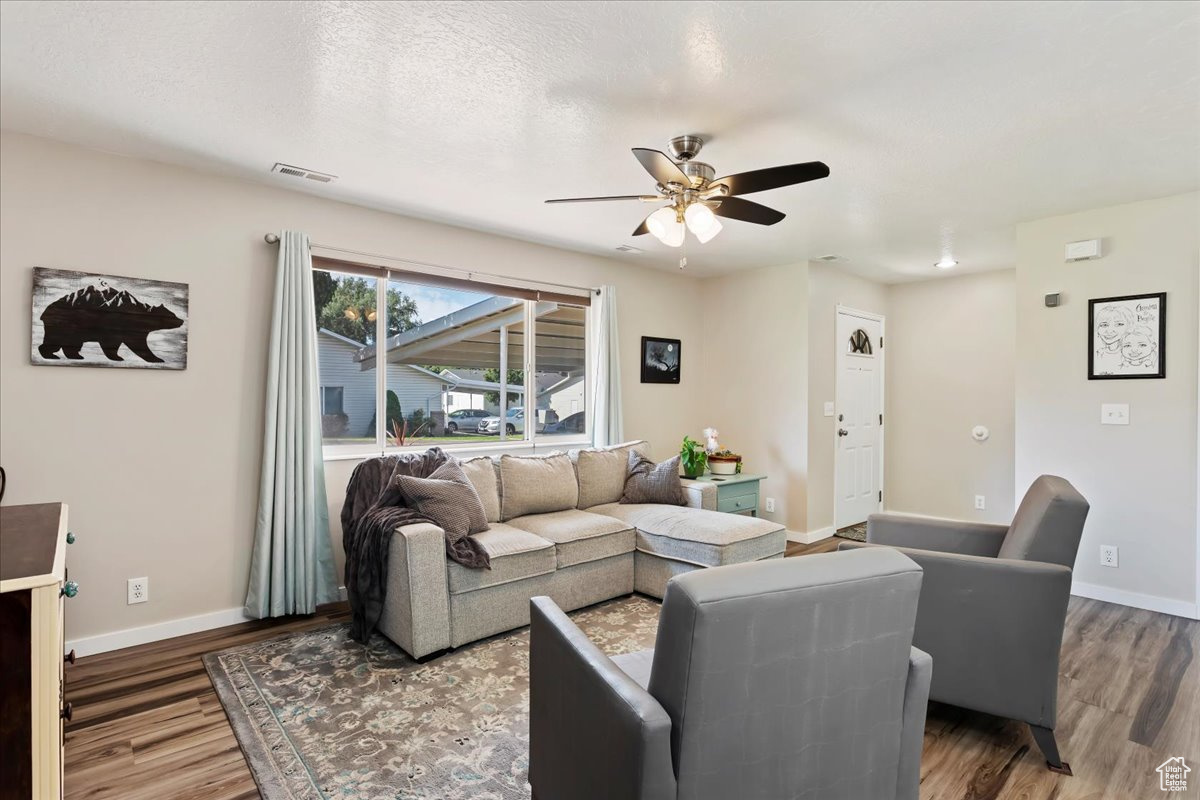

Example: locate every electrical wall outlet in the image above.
[974,495,986,510]
[128,577,149,604]
[823,402,835,417]
[765,497,776,513]
[1100,545,1119,568]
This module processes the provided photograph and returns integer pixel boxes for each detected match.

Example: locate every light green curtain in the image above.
[590,285,624,446]
[245,231,338,617]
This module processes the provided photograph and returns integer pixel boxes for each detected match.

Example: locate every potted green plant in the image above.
[707,449,743,475]
[680,436,708,478]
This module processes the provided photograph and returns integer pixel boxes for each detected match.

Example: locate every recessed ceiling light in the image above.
[934,258,958,269]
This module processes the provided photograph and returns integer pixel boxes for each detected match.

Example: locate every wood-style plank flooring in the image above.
[64,539,1198,800]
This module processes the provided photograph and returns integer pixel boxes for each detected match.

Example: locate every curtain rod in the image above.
[263,232,600,296]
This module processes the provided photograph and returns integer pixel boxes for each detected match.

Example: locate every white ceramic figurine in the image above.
[703,427,720,454]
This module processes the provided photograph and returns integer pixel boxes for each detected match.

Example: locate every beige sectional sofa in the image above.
[378,441,786,659]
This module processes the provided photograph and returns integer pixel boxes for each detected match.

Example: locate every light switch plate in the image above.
[823,402,835,417]
[1101,404,1130,425]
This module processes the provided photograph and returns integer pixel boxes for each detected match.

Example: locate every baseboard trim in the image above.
[787,527,835,545]
[67,585,352,657]
[1070,580,1199,620]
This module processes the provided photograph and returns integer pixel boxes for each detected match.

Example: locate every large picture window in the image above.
[314,265,591,453]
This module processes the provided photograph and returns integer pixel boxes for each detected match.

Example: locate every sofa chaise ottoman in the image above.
[377,441,786,659]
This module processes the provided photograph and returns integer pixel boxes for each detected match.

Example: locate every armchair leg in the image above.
[1030,725,1072,775]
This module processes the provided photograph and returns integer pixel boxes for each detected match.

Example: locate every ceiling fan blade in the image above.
[545,195,653,203]
[711,161,830,195]
[632,215,651,236]
[711,196,786,225]
[632,148,691,187]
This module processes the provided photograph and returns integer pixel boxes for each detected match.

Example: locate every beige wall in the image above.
[885,270,1016,522]
[806,261,888,533]
[1016,192,1198,610]
[700,263,809,532]
[0,132,708,641]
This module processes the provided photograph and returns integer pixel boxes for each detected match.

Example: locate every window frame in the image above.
[316,267,594,461]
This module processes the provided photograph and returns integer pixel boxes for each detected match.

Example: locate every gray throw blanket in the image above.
[341,448,491,642]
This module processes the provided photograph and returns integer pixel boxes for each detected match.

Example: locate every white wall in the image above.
[1015,192,1198,615]
[0,132,708,642]
[700,262,809,533]
[806,261,889,534]
[885,270,1016,522]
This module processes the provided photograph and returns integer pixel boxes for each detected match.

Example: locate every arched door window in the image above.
[848,328,873,355]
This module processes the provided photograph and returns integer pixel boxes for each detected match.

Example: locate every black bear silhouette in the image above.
[39,282,183,362]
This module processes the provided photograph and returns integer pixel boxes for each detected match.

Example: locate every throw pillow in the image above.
[621,450,686,506]
[499,452,578,520]
[394,460,490,538]
[460,456,501,523]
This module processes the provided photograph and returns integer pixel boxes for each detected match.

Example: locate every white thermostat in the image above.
[1065,239,1102,262]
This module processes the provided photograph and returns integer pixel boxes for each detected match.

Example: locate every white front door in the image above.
[835,309,884,529]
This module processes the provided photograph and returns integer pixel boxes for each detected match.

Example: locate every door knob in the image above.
[61,581,79,598]
[837,429,849,437]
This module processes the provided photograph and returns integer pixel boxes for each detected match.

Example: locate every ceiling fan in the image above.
[545,135,829,247]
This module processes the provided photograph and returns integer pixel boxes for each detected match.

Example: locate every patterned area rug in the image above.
[204,596,661,800]
[835,522,868,542]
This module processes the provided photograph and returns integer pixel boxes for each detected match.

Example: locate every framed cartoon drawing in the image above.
[1088,292,1165,380]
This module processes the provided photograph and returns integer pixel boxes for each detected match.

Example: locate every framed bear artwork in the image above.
[31,267,189,370]
[1088,292,1165,380]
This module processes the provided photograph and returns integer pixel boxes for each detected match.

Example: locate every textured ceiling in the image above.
[1,1,1197,281]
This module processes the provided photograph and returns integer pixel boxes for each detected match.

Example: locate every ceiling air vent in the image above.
[615,244,644,253]
[271,163,337,183]
[816,254,843,262]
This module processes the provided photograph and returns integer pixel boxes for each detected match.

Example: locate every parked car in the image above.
[446,408,490,433]
[544,411,586,434]
[477,407,544,436]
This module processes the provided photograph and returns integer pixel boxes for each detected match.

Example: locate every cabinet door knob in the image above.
[61,702,73,722]
[66,531,76,545]
[64,649,77,665]
[61,581,79,599]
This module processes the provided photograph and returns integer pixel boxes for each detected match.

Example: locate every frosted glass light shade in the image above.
[647,206,684,247]
[685,202,722,243]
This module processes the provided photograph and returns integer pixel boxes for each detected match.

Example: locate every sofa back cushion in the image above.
[572,440,649,508]
[499,453,578,520]
[460,456,501,523]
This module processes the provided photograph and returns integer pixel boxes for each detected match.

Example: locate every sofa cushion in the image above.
[589,502,786,568]
[621,451,686,506]
[506,509,635,568]
[394,460,489,538]
[499,453,578,520]
[571,440,649,508]
[446,524,556,595]
[460,456,501,523]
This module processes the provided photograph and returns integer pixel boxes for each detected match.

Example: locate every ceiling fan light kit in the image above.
[545,135,830,258]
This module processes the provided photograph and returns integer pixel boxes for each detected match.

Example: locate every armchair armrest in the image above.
[530,597,676,800]
[897,647,932,800]
[867,512,1009,556]
[839,541,1071,727]
[377,523,451,659]
[680,478,717,510]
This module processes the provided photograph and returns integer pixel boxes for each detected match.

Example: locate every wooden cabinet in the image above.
[1,503,71,800]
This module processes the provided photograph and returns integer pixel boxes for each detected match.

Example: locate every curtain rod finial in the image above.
[264,233,280,245]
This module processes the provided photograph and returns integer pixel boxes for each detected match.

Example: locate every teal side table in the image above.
[688,473,766,516]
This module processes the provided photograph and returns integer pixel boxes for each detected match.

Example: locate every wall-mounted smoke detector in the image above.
[271,163,337,183]
[614,244,644,253]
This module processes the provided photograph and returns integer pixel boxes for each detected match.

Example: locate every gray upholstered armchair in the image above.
[839,474,1089,774]
[529,548,931,800]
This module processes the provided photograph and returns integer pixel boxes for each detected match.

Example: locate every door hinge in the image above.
[879,336,883,348]
[879,413,883,425]
[879,490,883,502]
